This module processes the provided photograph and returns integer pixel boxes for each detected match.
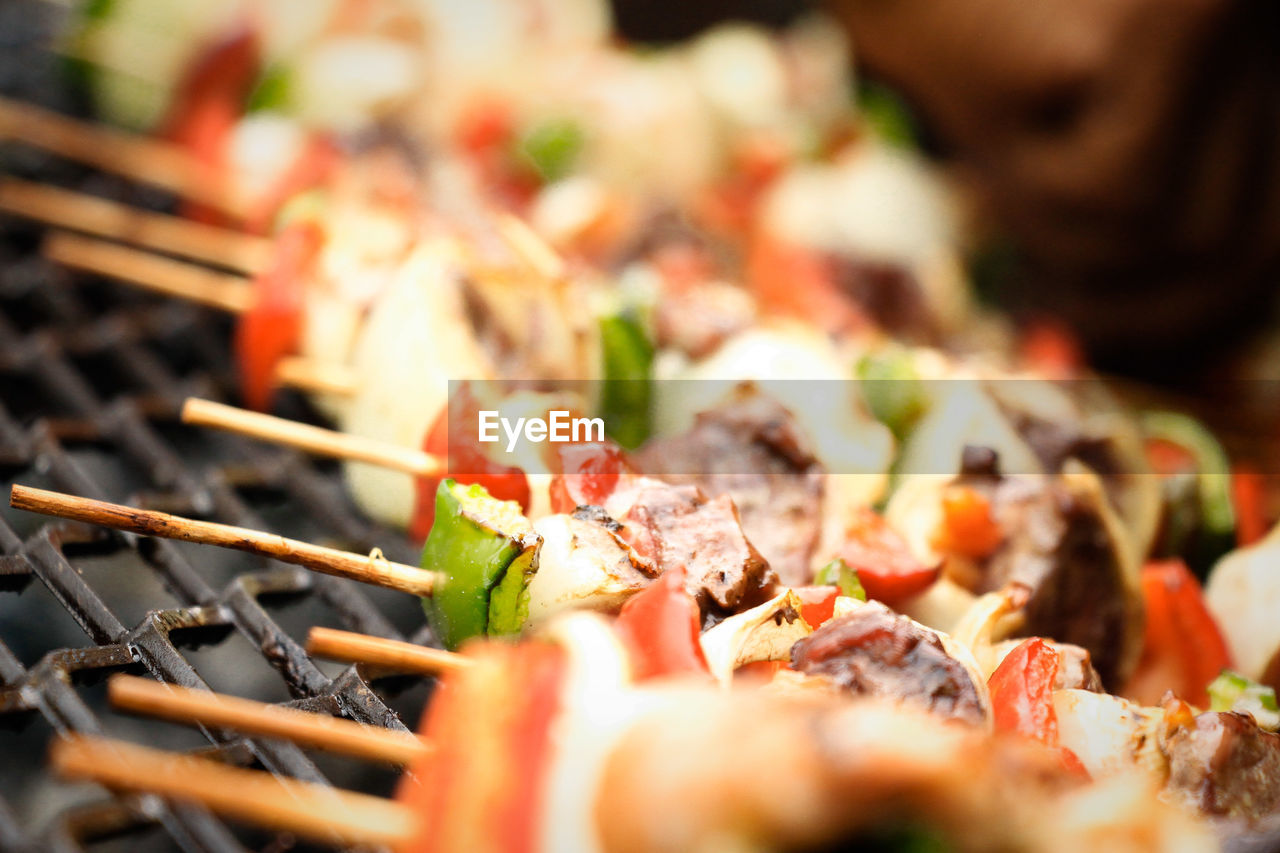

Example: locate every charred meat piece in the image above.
[635,393,823,587]
[1162,711,1280,820]
[790,602,988,725]
[987,393,1156,557]
[830,255,937,345]
[954,471,1141,690]
[619,482,776,614]
[652,279,756,359]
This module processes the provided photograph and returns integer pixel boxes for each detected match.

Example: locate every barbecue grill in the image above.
[0,10,436,850]
[0,205,436,853]
[5,2,1280,852]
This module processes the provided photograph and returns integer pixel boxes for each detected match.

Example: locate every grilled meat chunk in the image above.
[950,468,1141,690]
[636,393,823,586]
[620,482,776,615]
[1163,711,1280,821]
[790,602,988,725]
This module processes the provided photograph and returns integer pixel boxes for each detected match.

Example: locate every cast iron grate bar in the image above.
[0,171,433,853]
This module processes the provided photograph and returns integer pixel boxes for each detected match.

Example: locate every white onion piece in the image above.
[225,113,308,210]
[297,290,361,422]
[1206,524,1280,681]
[1053,689,1164,781]
[898,576,977,637]
[762,145,957,269]
[293,37,421,131]
[699,589,812,686]
[687,25,787,130]
[893,380,1043,479]
[525,515,650,624]
[539,613,688,853]
[341,244,491,527]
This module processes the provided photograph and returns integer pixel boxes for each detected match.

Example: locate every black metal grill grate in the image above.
[0,12,438,839]
[0,215,439,853]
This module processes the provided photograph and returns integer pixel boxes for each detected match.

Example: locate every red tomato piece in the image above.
[793,585,840,628]
[614,567,710,682]
[989,637,1089,777]
[1018,319,1083,379]
[401,641,566,853]
[547,440,633,514]
[1231,465,1267,547]
[495,644,565,853]
[409,389,531,541]
[933,485,1003,559]
[162,26,261,225]
[233,221,322,411]
[1125,559,1233,707]
[455,94,515,157]
[989,637,1060,744]
[838,508,940,605]
[746,235,866,335]
[1145,437,1198,476]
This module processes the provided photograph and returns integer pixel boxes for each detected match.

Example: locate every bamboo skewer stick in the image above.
[0,179,271,273]
[9,484,437,596]
[108,675,431,765]
[308,627,470,676]
[180,399,438,476]
[51,736,417,848]
[495,212,565,281]
[43,228,361,397]
[275,356,360,397]
[0,96,246,218]
[44,231,255,313]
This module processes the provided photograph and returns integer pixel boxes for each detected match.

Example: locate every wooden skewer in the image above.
[0,96,246,218]
[9,484,437,596]
[108,674,431,765]
[495,213,565,281]
[51,735,417,848]
[181,398,440,476]
[44,231,255,314]
[275,356,360,397]
[0,179,272,273]
[308,627,470,676]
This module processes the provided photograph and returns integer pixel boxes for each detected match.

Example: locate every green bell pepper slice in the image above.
[856,348,929,441]
[814,557,867,602]
[598,311,654,449]
[421,480,540,650]
[1208,670,1279,729]
[1141,411,1235,571]
[518,117,585,183]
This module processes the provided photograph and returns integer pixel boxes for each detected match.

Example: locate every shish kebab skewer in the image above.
[106,674,431,766]
[0,178,271,273]
[38,225,614,536]
[12,456,815,654]
[8,484,436,596]
[181,397,441,479]
[53,735,412,848]
[97,620,1280,838]
[0,95,247,218]
[47,618,1223,853]
[34,199,576,426]
[305,626,470,676]
[38,231,361,396]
